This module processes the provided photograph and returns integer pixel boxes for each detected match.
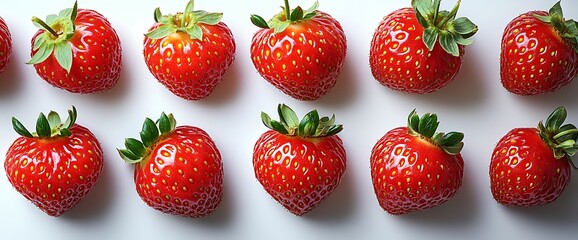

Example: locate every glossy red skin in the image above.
[500,11,578,95]
[144,22,236,101]
[250,11,347,101]
[31,9,122,93]
[4,125,104,217]
[134,126,223,218]
[0,16,12,73]
[370,7,465,94]
[370,127,464,215]
[490,128,571,206]
[253,130,346,215]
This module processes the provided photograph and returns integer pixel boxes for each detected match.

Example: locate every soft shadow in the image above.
[0,52,23,99]
[513,75,578,109]
[503,176,578,224]
[316,57,360,107]
[202,59,244,105]
[62,158,116,220]
[303,169,358,223]
[397,169,480,225]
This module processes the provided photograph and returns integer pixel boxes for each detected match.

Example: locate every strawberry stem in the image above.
[284,0,291,20]
[32,17,59,37]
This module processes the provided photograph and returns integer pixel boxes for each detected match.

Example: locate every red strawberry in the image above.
[143,0,236,101]
[0,16,12,73]
[4,107,104,216]
[250,1,347,101]
[27,2,122,93]
[370,110,465,215]
[118,113,223,218]
[490,107,577,206]
[500,2,578,95]
[369,0,477,94]
[253,104,346,215]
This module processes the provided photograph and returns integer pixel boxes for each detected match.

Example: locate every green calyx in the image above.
[407,109,464,155]
[250,0,319,33]
[261,104,343,138]
[537,107,578,165]
[12,106,78,139]
[27,1,78,73]
[145,0,223,41]
[533,1,578,54]
[118,113,177,164]
[411,0,478,57]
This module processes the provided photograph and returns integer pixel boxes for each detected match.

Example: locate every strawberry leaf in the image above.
[47,111,61,129]
[197,12,223,25]
[306,1,319,14]
[299,110,320,136]
[154,8,163,23]
[273,21,290,34]
[36,113,51,138]
[12,118,33,138]
[118,149,141,164]
[145,25,176,39]
[158,112,175,135]
[54,42,73,73]
[125,138,146,157]
[187,25,203,40]
[140,118,160,147]
[412,0,433,16]
[423,27,438,51]
[440,32,459,57]
[251,14,270,29]
[278,104,299,129]
[28,43,54,65]
[290,6,304,22]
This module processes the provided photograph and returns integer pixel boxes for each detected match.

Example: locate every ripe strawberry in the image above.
[369,0,477,94]
[250,1,347,101]
[27,2,122,93]
[500,2,578,95]
[118,113,223,218]
[0,16,12,73]
[143,0,236,101]
[490,107,577,207]
[4,107,103,216]
[370,110,465,215]
[253,104,346,215]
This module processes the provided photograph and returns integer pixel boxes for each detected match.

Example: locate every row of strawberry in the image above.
[1,0,577,218]
[5,103,577,217]
[1,0,577,99]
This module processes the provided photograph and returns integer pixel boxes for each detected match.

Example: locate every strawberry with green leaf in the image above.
[118,113,224,218]
[27,1,122,93]
[253,104,346,215]
[5,106,104,216]
[370,110,465,215]
[500,1,578,95]
[369,0,477,94]
[143,0,236,101]
[250,0,347,101]
[490,107,577,206]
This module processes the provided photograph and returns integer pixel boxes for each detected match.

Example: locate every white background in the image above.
[1,0,578,239]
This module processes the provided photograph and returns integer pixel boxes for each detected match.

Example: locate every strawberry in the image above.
[369,0,477,94]
[490,107,577,207]
[143,0,236,101]
[253,104,346,215]
[370,110,465,215]
[118,113,223,218]
[27,1,122,93]
[250,0,347,101]
[4,107,104,216]
[0,16,12,73]
[500,2,578,95]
